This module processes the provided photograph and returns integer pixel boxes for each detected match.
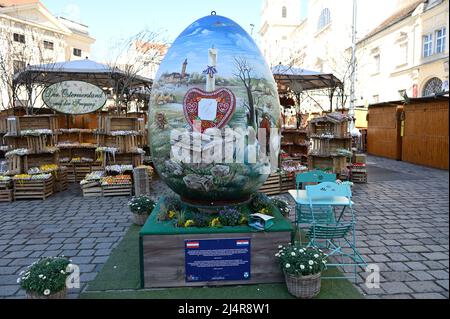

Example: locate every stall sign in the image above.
[43,81,106,114]
[185,238,251,282]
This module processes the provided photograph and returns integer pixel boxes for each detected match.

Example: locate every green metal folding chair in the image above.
[295,170,337,245]
[305,182,367,283]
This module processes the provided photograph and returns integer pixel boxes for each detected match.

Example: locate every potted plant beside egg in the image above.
[276,244,328,299]
[128,195,156,226]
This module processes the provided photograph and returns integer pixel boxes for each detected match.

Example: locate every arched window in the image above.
[317,8,331,31]
[422,77,443,96]
[282,6,287,18]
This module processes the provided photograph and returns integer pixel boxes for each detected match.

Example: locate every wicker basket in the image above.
[284,271,321,299]
[27,288,67,299]
[132,213,149,226]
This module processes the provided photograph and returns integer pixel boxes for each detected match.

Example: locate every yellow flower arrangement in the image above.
[184,220,195,228]
[259,208,270,215]
[210,217,222,228]
[168,211,176,219]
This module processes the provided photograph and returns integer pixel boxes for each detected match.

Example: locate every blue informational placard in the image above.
[185,238,251,282]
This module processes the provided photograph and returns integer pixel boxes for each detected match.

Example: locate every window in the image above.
[423,33,433,57]
[282,6,287,18]
[13,33,25,44]
[398,42,408,65]
[13,60,25,74]
[73,48,82,57]
[373,54,380,74]
[373,95,379,103]
[435,27,446,54]
[43,40,54,50]
[422,77,443,96]
[317,8,331,31]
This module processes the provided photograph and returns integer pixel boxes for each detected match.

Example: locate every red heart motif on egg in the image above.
[183,87,236,132]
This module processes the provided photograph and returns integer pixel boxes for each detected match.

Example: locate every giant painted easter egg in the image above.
[149,13,281,206]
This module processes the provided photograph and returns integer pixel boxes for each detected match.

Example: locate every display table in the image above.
[139,199,294,288]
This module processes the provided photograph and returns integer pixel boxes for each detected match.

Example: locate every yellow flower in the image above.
[184,220,195,228]
[239,216,248,225]
[168,211,176,219]
[210,217,221,228]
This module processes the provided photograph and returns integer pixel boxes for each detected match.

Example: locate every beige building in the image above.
[258,0,428,112]
[355,0,449,105]
[0,0,95,109]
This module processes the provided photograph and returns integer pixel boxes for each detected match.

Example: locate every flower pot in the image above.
[284,271,321,299]
[132,213,149,226]
[26,288,67,299]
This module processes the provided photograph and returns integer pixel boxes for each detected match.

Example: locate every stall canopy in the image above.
[271,64,343,93]
[13,58,153,89]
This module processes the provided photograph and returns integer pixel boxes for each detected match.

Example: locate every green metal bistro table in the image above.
[288,189,354,223]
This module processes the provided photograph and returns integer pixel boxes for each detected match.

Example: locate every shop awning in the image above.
[271,64,343,92]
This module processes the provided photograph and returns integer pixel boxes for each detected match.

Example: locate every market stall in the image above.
[0,59,153,201]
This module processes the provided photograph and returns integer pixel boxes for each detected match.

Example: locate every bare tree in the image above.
[105,28,169,114]
[233,57,257,129]
[0,21,61,114]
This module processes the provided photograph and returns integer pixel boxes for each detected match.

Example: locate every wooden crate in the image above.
[7,155,24,175]
[105,117,139,133]
[13,177,54,200]
[24,153,59,171]
[102,184,132,197]
[259,173,281,196]
[8,115,58,135]
[82,186,103,197]
[280,173,295,193]
[308,155,348,174]
[53,168,68,192]
[0,189,13,202]
[0,116,7,133]
[133,167,151,196]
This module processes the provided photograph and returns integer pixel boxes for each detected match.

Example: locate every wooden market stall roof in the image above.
[13,58,153,88]
[271,64,343,93]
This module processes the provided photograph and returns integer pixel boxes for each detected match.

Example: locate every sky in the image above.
[41,0,267,62]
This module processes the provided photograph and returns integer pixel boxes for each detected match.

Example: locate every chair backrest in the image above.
[306,182,352,201]
[296,170,337,190]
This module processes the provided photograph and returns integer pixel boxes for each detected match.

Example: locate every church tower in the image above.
[259,0,303,67]
[181,58,188,79]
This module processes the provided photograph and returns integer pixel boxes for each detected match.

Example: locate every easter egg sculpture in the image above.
[149,13,281,206]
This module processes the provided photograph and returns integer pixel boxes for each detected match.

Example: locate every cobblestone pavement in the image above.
[0,156,448,299]
[279,156,449,299]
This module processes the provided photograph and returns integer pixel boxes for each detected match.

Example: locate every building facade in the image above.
[0,0,95,109]
[355,0,449,105]
[258,0,441,111]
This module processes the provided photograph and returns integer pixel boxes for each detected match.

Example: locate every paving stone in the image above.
[382,271,416,282]
[435,280,449,290]
[406,281,443,293]
[382,282,414,294]
[421,252,448,261]
[0,285,19,297]
[410,271,435,281]
[428,270,449,280]
[388,262,411,272]
[412,293,446,299]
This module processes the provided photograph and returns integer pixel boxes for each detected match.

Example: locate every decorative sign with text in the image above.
[42,80,107,115]
[185,238,251,282]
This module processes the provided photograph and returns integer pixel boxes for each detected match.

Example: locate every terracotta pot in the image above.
[284,271,321,299]
[26,288,67,299]
[132,213,149,226]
